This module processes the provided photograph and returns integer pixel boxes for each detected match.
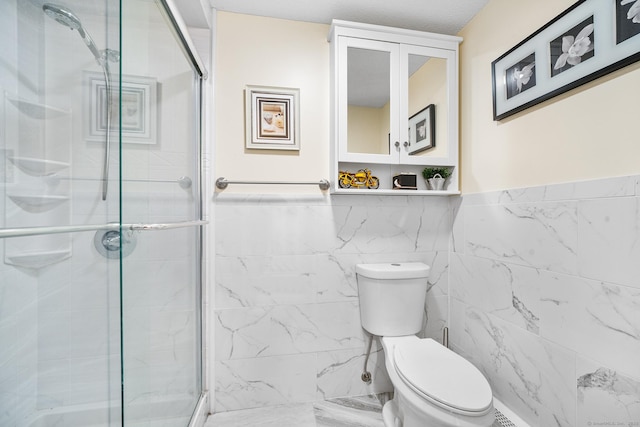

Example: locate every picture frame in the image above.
[407,104,435,154]
[245,85,300,151]
[84,71,157,144]
[492,0,640,121]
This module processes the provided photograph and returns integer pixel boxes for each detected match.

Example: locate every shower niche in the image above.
[3,92,72,269]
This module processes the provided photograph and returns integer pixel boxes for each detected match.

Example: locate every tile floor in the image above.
[205,394,510,427]
[204,395,386,427]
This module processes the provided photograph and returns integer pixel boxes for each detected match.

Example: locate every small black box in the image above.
[393,173,417,190]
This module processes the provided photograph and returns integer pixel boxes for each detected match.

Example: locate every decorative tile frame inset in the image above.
[84,71,158,144]
[492,0,640,121]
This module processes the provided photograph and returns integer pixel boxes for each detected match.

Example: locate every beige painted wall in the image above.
[215,3,640,195]
[408,57,448,159]
[214,12,330,193]
[459,0,640,194]
[347,105,389,154]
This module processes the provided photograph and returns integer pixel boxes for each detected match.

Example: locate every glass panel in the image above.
[407,54,448,158]
[120,0,202,425]
[347,47,391,155]
[1,1,122,426]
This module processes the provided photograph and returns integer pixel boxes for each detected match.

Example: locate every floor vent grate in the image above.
[494,408,518,427]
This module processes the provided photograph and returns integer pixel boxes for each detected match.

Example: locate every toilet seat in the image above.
[393,338,493,416]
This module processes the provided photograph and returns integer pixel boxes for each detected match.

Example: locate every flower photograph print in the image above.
[617,0,640,44]
[492,0,640,121]
[550,16,595,77]
[505,53,536,99]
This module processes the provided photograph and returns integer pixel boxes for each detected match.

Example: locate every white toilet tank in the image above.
[356,262,430,336]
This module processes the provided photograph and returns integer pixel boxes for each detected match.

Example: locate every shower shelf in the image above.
[6,96,69,119]
[7,194,69,213]
[8,156,70,176]
[6,249,72,269]
[3,91,73,271]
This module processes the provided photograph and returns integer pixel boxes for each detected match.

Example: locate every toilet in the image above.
[356,262,495,427]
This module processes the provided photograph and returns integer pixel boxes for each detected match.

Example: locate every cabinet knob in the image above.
[403,141,409,148]
[394,141,400,148]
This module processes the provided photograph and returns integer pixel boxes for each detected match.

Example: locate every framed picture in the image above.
[245,85,300,151]
[492,0,640,121]
[407,104,435,154]
[84,71,157,144]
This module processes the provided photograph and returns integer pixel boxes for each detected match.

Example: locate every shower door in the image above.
[1,0,206,426]
[119,0,206,426]
[1,0,123,426]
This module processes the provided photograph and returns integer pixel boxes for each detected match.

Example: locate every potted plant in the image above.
[422,167,452,191]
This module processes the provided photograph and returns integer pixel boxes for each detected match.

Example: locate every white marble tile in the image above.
[538,339,576,427]
[450,253,540,333]
[422,293,448,342]
[543,175,637,202]
[451,302,576,427]
[314,395,385,427]
[578,196,640,289]
[450,196,464,253]
[576,357,640,427]
[206,402,316,427]
[465,201,578,274]
[540,271,640,378]
[215,254,331,309]
[316,344,391,400]
[215,203,337,256]
[461,176,637,207]
[214,354,317,412]
[333,202,449,254]
[216,199,450,256]
[215,302,364,360]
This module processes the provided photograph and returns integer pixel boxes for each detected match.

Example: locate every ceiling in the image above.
[205,0,490,35]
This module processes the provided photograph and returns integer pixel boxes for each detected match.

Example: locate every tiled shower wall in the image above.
[213,194,451,412]
[450,175,640,427]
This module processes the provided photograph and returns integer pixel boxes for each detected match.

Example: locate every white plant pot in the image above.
[427,174,446,191]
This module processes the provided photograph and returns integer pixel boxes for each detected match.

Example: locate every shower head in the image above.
[42,3,106,63]
[43,3,83,32]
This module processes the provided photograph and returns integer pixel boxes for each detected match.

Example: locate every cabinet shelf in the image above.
[333,188,460,196]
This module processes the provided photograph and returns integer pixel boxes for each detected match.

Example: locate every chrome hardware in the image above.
[94,229,137,259]
[0,220,208,239]
[394,141,400,148]
[177,176,192,189]
[403,141,409,148]
[361,331,373,384]
[216,177,330,191]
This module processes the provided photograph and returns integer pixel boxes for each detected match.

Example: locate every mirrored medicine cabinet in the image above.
[329,20,462,194]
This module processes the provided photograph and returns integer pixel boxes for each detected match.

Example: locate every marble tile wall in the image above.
[213,193,451,412]
[450,175,640,427]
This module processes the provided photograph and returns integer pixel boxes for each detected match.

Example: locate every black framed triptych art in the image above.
[492,0,640,120]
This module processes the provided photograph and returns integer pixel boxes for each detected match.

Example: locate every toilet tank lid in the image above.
[356,262,430,279]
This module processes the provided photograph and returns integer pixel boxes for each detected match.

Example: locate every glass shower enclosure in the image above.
[0,0,207,426]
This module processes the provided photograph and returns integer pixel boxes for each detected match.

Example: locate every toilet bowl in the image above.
[382,336,494,427]
[356,262,495,427]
